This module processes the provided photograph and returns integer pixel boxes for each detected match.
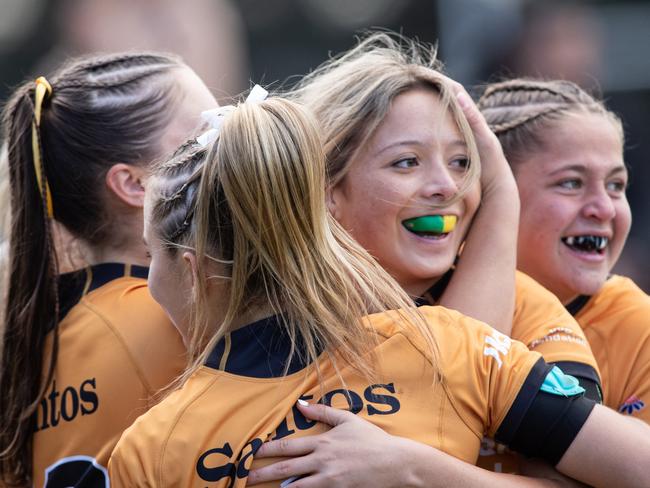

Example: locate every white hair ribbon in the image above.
[196,84,269,147]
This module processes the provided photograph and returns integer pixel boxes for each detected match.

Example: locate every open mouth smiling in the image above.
[561,235,609,255]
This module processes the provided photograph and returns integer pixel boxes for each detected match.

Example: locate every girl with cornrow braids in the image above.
[478,79,650,426]
[108,91,650,488]
[246,32,611,485]
[0,51,217,486]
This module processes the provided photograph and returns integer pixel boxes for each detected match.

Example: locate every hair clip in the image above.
[196,84,269,147]
[32,76,55,218]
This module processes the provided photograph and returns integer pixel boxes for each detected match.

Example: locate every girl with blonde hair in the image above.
[109,91,649,487]
[280,33,601,403]
[246,33,634,485]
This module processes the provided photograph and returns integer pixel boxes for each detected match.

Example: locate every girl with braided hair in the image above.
[109,86,650,487]
[0,52,217,486]
[478,79,650,424]
[245,32,612,484]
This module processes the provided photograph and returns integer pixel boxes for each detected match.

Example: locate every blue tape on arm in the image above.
[540,366,585,397]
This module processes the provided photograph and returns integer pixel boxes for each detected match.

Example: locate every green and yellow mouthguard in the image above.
[402,215,457,234]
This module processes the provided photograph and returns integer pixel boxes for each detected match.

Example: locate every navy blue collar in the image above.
[565,294,591,316]
[205,315,319,378]
[415,268,454,306]
[58,263,149,323]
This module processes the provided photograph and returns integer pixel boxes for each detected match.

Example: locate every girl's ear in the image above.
[182,251,198,289]
[105,163,146,208]
[326,184,343,221]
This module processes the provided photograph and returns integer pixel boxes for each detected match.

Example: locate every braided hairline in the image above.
[55,69,175,91]
[155,146,206,243]
[51,53,180,91]
[479,80,607,135]
[479,80,575,105]
[73,52,179,72]
[489,105,566,135]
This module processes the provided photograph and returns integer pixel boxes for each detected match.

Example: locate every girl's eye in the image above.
[558,179,581,190]
[449,157,469,170]
[392,157,418,169]
[606,180,627,193]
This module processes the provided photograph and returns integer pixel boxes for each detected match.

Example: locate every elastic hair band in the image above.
[32,76,54,218]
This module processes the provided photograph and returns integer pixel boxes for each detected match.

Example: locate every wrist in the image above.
[478,179,520,218]
[391,436,437,488]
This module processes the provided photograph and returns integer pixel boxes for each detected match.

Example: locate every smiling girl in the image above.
[283,33,601,400]
[107,92,650,488]
[247,33,610,483]
[478,79,650,422]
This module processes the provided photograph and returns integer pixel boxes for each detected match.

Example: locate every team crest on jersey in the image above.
[618,395,645,415]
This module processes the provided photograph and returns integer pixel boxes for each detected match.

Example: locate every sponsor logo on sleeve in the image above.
[483,331,512,369]
[618,395,646,415]
[528,327,588,349]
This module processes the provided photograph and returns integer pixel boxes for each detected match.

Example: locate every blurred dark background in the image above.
[0,0,647,290]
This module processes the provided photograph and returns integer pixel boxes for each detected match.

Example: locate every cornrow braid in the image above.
[480,79,575,102]
[149,141,209,250]
[477,78,622,165]
[488,104,566,135]
[77,52,177,72]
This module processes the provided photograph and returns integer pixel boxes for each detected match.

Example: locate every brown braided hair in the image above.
[477,78,623,166]
[0,51,184,486]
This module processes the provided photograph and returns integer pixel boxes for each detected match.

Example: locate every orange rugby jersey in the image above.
[425,270,599,379]
[568,275,650,422]
[33,263,186,488]
[426,271,600,474]
[109,306,558,487]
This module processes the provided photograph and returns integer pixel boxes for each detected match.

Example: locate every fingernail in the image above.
[456,91,471,109]
[297,399,309,406]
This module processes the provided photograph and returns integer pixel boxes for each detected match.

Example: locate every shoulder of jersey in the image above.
[514,270,564,308]
[585,275,650,325]
[112,368,216,464]
[364,305,500,366]
[512,271,583,336]
[599,275,650,305]
[78,276,171,330]
[82,275,154,308]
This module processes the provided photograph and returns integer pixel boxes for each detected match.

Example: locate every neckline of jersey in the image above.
[204,314,323,378]
[57,262,149,326]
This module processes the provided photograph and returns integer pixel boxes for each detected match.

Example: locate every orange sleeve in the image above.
[108,421,159,488]
[429,308,543,439]
[621,333,650,423]
[512,271,599,374]
[479,326,544,438]
[597,284,650,422]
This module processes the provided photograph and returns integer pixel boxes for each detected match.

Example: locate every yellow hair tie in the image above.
[31,76,54,218]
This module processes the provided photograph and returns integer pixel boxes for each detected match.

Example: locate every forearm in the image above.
[557,404,650,487]
[519,457,589,487]
[397,437,565,488]
[438,180,519,334]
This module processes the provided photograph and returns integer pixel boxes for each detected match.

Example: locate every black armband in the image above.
[495,358,597,465]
